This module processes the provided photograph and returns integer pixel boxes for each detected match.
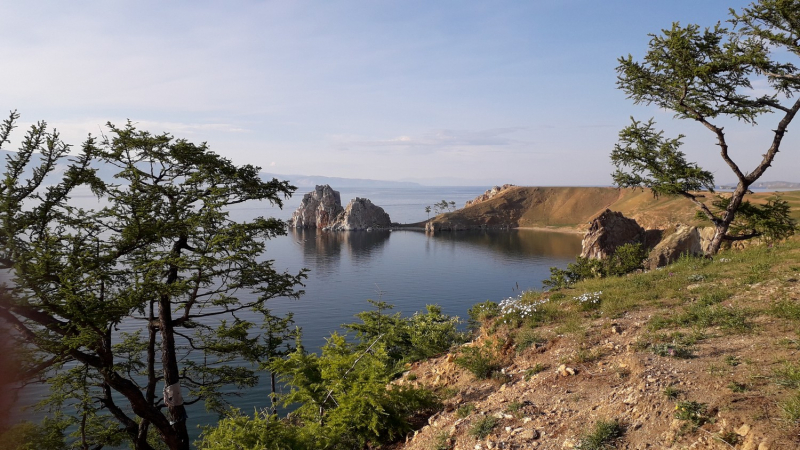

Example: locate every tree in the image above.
[424,205,431,220]
[613,0,800,254]
[0,112,306,450]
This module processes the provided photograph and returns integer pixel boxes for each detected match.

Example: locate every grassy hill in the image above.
[425,186,800,232]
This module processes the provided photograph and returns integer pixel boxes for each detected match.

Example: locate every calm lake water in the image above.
[15,185,584,441]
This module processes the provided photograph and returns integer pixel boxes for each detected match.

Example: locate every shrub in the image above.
[674,401,709,427]
[456,404,475,418]
[514,328,547,354]
[543,243,646,290]
[467,300,500,331]
[468,416,498,439]
[455,342,501,380]
[575,419,624,450]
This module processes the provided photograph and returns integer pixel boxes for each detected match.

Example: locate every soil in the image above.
[384,275,800,449]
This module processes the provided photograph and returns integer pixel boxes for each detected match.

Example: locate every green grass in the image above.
[455,403,475,419]
[514,328,547,354]
[779,391,800,424]
[468,416,498,439]
[575,419,624,450]
[773,362,800,388]
[524,363,547,381]
[674,401,709,427]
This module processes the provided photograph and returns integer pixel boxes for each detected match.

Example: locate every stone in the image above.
[646,225,702,269]
[465,184,515,208]
[735,423,751,437]
[519,429,539,440]
[698,226,716,255]
[557,364,576,376]
[288,185,344,229]
[580,209,645,260]
[329,197,392,231]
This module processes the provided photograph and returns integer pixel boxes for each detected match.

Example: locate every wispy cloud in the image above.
[331,127,527,151]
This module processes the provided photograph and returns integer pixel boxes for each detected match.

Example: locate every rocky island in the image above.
[288,184,392,231]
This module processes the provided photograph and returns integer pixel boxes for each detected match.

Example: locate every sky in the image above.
[1,0,798,186]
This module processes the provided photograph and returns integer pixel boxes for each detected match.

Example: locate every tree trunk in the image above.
[707,184,749,255]
[158,294,190,450]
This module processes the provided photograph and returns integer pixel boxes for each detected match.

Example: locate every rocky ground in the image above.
[382,241,800,450]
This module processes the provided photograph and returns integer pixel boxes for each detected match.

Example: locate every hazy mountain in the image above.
[260,173,421,188]
[718,181,800,190]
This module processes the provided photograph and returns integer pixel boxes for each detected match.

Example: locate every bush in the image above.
[468,416,498,439]
[467,301,500,330]
[575,419,624,450]
[455,341,501,379]
[543,243,646,289]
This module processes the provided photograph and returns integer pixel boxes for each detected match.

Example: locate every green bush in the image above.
[543,243,646,289]
[468,416,498,439]
[468,300,500,330]
[575,419,624,450]
[455,342,501,379]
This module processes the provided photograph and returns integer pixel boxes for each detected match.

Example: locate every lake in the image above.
[14,185,584,441]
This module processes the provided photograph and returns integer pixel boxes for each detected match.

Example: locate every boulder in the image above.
[646,225,702,269]
[329,198,392,231]
[580,209,645,260]
[288,185,344,229]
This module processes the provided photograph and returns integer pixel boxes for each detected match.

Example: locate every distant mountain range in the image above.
[260,173,421,188]
[718,181,800,190]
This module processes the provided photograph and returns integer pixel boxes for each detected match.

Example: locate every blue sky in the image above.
[2,0,797,186]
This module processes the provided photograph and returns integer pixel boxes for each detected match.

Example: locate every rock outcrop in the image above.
[288,185,344,229]
[328,198,391,231]
[646,225,703,269]
[464,184,515,208]
[581,209,645,260]
[288,186,392,231]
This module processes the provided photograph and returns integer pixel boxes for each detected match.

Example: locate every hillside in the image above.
[425,186,800,232]
[390,237,800,449]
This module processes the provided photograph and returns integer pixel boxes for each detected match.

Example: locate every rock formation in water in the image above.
[645,225,703,269]
[328,198,392,231]
[288,185,344,229]
[580,209,645,260]
[464,184,515,208]
[288,186,392,230]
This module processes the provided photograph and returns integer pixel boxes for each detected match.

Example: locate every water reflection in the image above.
[426,229,582,259]
[289,228,391,272]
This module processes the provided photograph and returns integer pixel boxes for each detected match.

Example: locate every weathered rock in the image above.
[580,210,645,260]
[288,185,344,229]
[329,198,392,231]
[699,226,716,255]
[646,225,702,269]
[465,184,515,208]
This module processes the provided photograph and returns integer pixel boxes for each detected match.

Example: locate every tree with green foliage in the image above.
[613,0,799,254]
[0,111,306,450]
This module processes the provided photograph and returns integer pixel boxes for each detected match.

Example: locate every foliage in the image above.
[200,303,456,449]
[468,415,498,439]
[0,112,305,450]
[467,300,500,331]
[0,418,67,450]
[427,200,457,215]
[455,340,502,380]
[575,419,624,450]
[343,300,466,366]
[699,195,797,243]
[543,243,645,289]
[197,409,304,450]
[674,401,709,427]
[614,2,800,254]
[455,404,475,418]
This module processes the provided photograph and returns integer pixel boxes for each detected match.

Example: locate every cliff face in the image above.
[328,198,391,231]
[288,185,344,229]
